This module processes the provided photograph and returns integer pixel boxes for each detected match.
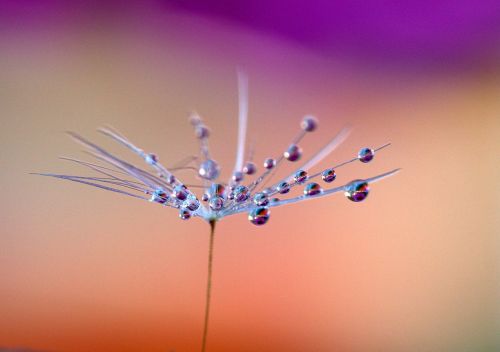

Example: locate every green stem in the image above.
[201,220,216,352]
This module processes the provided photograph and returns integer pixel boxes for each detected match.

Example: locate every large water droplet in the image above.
[232,171,243,182]
[253,192,269,206]
[150,189,169,204]
[199,159,220,180]
[358,147,374,163]
[276,181,290,194]
[172,185,188,200]
[321,168,336,183]
[294,170,308,184]
[248,207,270,226]
[234,185,250,203]
[243,162,256,175]
[182,194,200,211]
[344,180,370,202]
[209,183,225,198]
[304,182,322,196]
[284,144,302,162]
[209,196,224,210]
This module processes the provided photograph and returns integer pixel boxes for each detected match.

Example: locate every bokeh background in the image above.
[1,1,499,351]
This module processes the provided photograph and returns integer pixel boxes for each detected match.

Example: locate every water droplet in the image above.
[294,170,308,184]
[345,180,369,202]
[201,193,209,202]
[304,182,322,196]
[232,171,243,182]
[243,162,256,175]
[150,189,168,204]
[322,168,336,183]
[199,159,220,180]
[209,183,226,198]
[358,147,374,163]
[284,144,302,162]
[195,125,210,139]
[172,185,188,200]
[270,197,280,203]
[234,185,250,202]
[263,158,276,169]
[166,174,176,185]
[179,209,191,220]
[248,207,270,226]
[301,115,317,132]
[209,196,224,210]
[183,195,200,211]
[253,192,269,206]
[145,153,158,165]
[276,181,290,194]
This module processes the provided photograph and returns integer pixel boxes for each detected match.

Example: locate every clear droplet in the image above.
[195,125,210,139]
[294,170,308,184]
[253,192,269,206]
[248,207,270,226]
[209,196,224,210]
[276,181,290,194]
[234,185,250,203]
[243,162,256,175]
[321,168,336,183]
[358,147,374,163]
[172,185,188,200]
[201,193,209,202]
[150,189,168,204]
[209,183,226,198]
[166,174,176,185]
[284,144,302,162]
[199,159,220,180]
[232,171,243,182]
[145,153,158,165]
[183,195,200,211]
[179,209,191,220]
[263,158,276,170]
[301,115,317,132]
[304,182,322,196]
[345,180,370,202]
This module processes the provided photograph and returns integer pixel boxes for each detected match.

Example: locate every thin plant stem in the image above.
[201,219,216,352]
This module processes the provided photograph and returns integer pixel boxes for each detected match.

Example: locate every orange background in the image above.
[1,4,499,352]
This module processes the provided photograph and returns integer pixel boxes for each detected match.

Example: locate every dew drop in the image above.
[183,195,200,211]
[294,170,308,184]
[284,144,302,162]
[179,209,191,220]
[199,159,220,180]
[232,171,243,182]
[145,153,158,165]
[243,162,256,175]
[263,158,276,170]
[276,181,290,194]
[172,185,188,200]
[234,185,250,203]
[253,192,269,206]
[209,183,226,198]
[345,180,370,202]
[358,147,374,163]
[301,115,317,132]
[150,189,169,204]
[195,125,210,139]
[248,207,270,226]
[209,196,224,210]
[304,182,322,196]
[321,168,337,183]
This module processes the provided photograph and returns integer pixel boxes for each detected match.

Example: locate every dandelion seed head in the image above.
[36,73,399,226]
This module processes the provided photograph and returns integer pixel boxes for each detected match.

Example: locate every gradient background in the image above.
[1,1,499,351]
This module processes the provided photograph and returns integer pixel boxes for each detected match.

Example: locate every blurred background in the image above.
[1,1,499,351]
